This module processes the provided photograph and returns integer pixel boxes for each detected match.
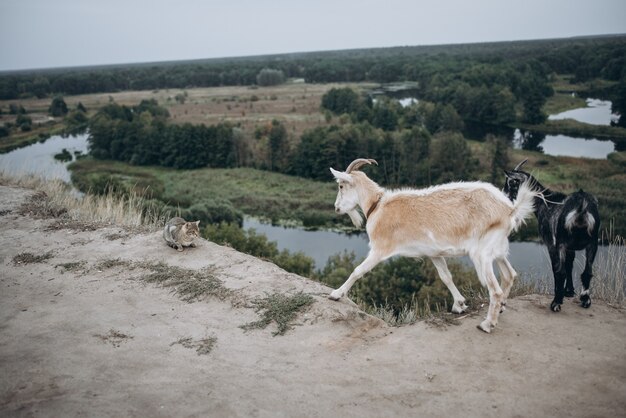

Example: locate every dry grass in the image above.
[94,329,133,348]
[56,261,87,272]
[12,251,54,265]
[594,233,626,306]
[0,172,167,229]
[240,292,315,336]
[93,258,231,303]
[170,336,217,355]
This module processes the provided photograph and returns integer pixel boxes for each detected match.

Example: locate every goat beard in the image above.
[347,209,365,228]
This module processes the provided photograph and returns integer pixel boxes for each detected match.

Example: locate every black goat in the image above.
[503,159,600,312]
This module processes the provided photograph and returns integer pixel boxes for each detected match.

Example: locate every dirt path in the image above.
[1,185,625,417]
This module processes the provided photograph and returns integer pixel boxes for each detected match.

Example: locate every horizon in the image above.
[2,0,626,72]
[2,32,625,74]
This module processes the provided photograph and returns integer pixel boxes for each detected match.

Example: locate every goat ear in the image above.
[503,170,513,178]
[195,220,200,226]
[330,167,353,183]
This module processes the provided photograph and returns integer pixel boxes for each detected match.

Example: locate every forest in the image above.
[1,35,625,124]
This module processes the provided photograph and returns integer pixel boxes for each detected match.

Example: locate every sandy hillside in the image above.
[1,185,625,418]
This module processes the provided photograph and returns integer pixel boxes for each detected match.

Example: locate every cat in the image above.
[163,217,200,251]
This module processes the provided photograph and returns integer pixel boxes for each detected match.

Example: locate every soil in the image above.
[1,185,625,417]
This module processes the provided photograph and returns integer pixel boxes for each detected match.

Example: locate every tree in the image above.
[321,88,360,115]
[430,132,475,183]
[49,96,68,117]
[256,68,285,86]
[487,135,510,183]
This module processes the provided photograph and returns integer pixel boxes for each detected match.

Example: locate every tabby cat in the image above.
[163,217,200,251]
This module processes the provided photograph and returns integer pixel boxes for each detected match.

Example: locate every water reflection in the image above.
[548,98,619,126]
[0,133,89,182]
[512,129,615,158]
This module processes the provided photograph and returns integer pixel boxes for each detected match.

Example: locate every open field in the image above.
[0,82,374,143]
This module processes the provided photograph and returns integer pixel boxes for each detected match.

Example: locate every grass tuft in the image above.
[94,329,133,348]
[56,261,86,272]
[12,251,54,265]
[136,261,230,303]
[241,292,315,336]
[170,336,217,355]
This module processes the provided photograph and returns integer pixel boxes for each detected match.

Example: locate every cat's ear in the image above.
[195,220,200,226]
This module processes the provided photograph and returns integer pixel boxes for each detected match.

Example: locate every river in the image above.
[0,133,88,183]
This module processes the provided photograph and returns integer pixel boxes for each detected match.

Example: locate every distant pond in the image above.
[548,98,619,126]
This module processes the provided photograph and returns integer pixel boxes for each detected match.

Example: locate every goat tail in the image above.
[510,180,539,232]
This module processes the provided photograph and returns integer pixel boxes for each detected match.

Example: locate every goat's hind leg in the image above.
[496,258,517,313]
[474,256,504,333]
[329,252,382,301]
[549,246,567,312]
[430,257,468,313]
[580,242,597,308]
[564,250,576,297]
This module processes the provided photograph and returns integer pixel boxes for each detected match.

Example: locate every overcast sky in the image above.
[1,0,625,71]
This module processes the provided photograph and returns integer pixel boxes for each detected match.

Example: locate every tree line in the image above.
[87,98,491,187]
[2,35,624,101]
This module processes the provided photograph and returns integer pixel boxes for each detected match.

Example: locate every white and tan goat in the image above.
[329,158,537,333]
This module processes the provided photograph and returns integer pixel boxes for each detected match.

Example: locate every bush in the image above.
[256,68,285,86]
[49,96,69,117]
[179,199,243,226]
[204,222,314,277]
[314,252,477,314]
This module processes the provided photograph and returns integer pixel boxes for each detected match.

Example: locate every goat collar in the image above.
[365,195,382,221]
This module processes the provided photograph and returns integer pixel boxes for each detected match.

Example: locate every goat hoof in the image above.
[564,289,575,298]
[550,301,561,312]
[452,302,468,314]
[580,295,591,308]
[500,302,507,314]
[477,320,492,334]
[328,290,343,301]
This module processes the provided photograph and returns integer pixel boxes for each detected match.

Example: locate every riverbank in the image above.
[1,184,625,417]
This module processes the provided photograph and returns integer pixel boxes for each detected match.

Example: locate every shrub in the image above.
[256,68,285,86]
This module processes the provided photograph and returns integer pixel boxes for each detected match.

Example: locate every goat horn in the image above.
[514,158,528,171]
[345,158,378,173]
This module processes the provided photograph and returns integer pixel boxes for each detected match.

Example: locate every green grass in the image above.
[520,119,626,140]
[69,159,345,229]
[542,92,586,115]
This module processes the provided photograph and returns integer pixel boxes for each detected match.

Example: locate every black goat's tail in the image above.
[510,180,540,232]
[564,197,597,235]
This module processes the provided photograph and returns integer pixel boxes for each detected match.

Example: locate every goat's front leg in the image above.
[430,257,467,313]
[496,258,518,313]
[580,242,598,308]
[329,252,382,301]
[549,246,567,312]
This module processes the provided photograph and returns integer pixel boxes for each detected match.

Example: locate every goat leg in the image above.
[564,250,576,297]
[580,242,597,308]
[549,246,566,312]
